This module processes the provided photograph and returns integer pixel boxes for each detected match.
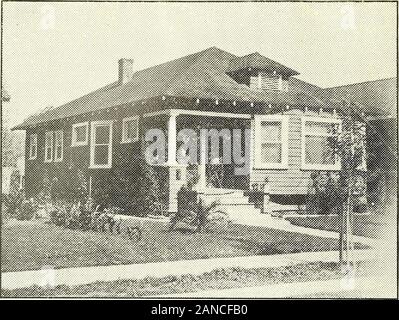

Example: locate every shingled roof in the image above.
[13,47,388,130]
[226,52,299,76]
[318,78,397,118]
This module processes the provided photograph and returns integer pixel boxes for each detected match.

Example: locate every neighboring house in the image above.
[321,78,397,205]
[12,47,390,213]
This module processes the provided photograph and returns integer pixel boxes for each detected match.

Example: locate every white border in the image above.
[44,131,53,163]
[90,120,113,169]
[28,134,37,160]
[301,116,342,171]
[253,114,289,169]
[54,130,64,162]
[71,122,89,146]
[121,116,139,143]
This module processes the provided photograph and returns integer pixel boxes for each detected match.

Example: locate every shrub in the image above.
[16,199,37,220]
[3,190,24,218]
[171,186,229,233]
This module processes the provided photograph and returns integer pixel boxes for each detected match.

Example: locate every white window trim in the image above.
[121,115,139,143]
[301,116,342,171]
[71,122,89,146]
[54,130,64,162]
[254,114,289,169]
[44,131,54,163]
[90,120,113,169]
[28,134,37,160]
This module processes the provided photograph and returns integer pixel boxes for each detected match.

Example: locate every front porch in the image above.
[143,108,253,212]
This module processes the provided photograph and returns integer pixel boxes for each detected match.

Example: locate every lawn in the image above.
[2,260,375,297]
[286,214,388,238]
[1,219,367,273]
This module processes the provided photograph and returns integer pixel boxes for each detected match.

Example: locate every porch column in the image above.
[198,130,207,190]
[167,111,177,165]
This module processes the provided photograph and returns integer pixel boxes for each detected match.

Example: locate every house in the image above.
[12,47,389,214]
[320,78,397,207]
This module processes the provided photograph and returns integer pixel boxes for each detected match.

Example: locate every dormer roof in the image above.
[226,52,299,77]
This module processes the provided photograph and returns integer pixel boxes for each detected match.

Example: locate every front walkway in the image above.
[232,215,379,247]
[1,249,376,290]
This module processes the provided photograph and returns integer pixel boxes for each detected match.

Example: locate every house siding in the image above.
[24,107,170,212]
[250,108,339,195]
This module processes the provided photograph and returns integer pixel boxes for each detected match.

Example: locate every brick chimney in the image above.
[118,58,134,85]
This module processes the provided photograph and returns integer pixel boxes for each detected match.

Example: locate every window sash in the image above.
[72,122,88,146]
[29,134,37,159]
[301,117,341,170]
[90,121,113,168]
[122,116,139,143]
[254,115,289,169]
[54,130,63,162]
[44,131,53,162]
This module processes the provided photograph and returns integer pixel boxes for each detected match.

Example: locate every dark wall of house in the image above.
[367,118,397,202]
[24,105,170,213]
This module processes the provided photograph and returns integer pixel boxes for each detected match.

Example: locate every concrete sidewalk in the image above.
[1,249,377,290]
[162,275,395,298]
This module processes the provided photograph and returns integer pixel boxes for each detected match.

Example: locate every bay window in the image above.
[254,115,289,169]
[301,117,341,170]
[90,120,113,168]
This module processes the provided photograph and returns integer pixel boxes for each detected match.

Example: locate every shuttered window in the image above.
[250,72,288,91]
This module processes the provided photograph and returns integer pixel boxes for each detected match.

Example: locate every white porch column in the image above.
[167,111,177,165]
[197,130,207,190]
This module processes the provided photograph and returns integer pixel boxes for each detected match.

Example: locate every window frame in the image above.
[28,134,37,160]
[253,114,289,169]
[121,116,139,143]
[71,122,89,146]
[54,130,64,162]
[44,131,54,163]
[90,120,113,169]
[301,116,342,171]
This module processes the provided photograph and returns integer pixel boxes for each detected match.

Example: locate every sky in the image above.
[2,2,397,127]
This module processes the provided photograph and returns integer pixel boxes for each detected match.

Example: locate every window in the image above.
[121,116,139,143]
[54,130,63,162]
[254,115,289,169]
[301,117,341,170]
[44,131,53,162]
[28,134,37,160]
[72,122,88,146]
[90,120,113,168]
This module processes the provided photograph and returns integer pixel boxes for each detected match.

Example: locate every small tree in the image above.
[329,100,367,267]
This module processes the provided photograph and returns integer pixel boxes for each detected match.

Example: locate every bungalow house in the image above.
[12,47,390,215]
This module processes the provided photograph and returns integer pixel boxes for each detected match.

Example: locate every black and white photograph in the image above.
[0,0,397,302]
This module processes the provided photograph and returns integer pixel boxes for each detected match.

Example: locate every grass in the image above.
[286,214,388,238]
[1,260,375,297]
[2,218,367,273]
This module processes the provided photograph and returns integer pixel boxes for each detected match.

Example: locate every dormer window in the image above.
[249,72,289,92]
[226,52,297,92]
